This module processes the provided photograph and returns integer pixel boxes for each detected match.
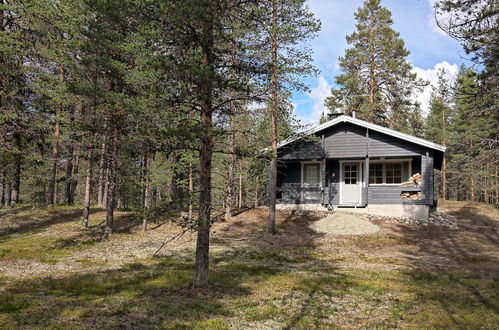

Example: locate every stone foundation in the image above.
[276,203,430,219]
[332,204,429,219]
[276,203,328,211]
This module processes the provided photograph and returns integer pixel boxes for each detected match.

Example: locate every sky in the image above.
[293,0,468,125]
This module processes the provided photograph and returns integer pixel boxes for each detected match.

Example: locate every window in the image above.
[369,164,383,184]
[303,163,320,184]
[386,163,402,184]
[344,164,357,184]
[369,161,410,185]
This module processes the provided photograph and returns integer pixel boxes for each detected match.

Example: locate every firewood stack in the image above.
[400,173,422,187]
[400,191,422,200]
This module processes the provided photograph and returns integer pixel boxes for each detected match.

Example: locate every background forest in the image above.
[0,0,497,286]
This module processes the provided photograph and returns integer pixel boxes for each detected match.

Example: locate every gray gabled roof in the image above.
[278,115,446,153]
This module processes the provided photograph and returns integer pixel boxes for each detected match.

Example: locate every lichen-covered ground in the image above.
[0,201,498,329]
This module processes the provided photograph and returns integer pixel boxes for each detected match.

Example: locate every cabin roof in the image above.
[278,115,446,153]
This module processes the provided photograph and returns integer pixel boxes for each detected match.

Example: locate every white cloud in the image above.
[427,0,449,37]
[307,76,332,123]
[412,61,459,115]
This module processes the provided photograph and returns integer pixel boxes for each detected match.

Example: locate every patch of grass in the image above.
[163,318,230,330]
[0,294,30,313]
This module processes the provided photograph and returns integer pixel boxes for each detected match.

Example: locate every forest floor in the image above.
[0,201,498,329]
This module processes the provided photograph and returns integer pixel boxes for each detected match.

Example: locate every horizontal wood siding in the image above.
[280,183,321,204]
[324,123,367,158]
[369,131,424,157]
[276,122,438,207]
[278,161,301,185]
[326,159,340,204]
[279,140,324,160]
[368,186,426,205]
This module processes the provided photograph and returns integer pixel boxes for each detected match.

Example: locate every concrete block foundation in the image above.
[276,203,430,219]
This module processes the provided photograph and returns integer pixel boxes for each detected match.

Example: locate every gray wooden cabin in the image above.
[276,115,446,218]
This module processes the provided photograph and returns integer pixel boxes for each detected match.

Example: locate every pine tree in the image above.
[260,0,320,234]
[425,69,453,200]
[436,1,498,203]
[325,0,425,133]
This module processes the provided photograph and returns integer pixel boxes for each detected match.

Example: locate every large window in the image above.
[369,164,383,184]
[303,163,320,185]
[369,161,410,185]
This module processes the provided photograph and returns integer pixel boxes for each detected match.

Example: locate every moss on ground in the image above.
[0,203,497,328]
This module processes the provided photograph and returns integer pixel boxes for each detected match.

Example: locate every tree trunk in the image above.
[268,0,278,235]
[225,121,235,220]
[97,123,108,207]
[188,162,193,221]
[69,144,81,204]
[0,163,5,207]
[170,153,187,207]
[105,124,118,236]
[441,155,447,200]
[441,106,447,200]
[238,162,243,208]
[142,149,151,232]
[368,14,375,122]
[46,64,64,205]
[11,134,21,205]
[82,144,94,229]
[5,182,11,206]
[254,175,259,208]
[495,165,498,204]
[194,5,214,288]
[484,165,488,203]
[65,144,75,204]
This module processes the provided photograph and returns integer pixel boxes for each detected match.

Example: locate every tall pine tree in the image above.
[325,0,425,134]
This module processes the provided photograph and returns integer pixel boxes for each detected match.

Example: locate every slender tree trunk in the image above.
[65,145,74,204]
[238,162,243,208]
[11,134,21,205]
[69,144,81,204]
[194,5,214,287]
[254,175,259,208]
[97,122,108,206]
[441,109,447,200]
[188,162,193,221]
[225,119,235,220]
[441,155,447,200]
[368,14,375,122]
[484,165,489,203]
[268,0,278,235]
[5,182,11,206]
[495,165,498,204]
[142,149,151,231]
[82,143,94,229]
[46,64,64,205]
[469,139,475,201]
[105,124,118,235]
[0,163,5,207]
[470,170,475,202]
[170,153,187,207]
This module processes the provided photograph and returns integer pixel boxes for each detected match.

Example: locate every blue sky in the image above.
[293,0,468,124]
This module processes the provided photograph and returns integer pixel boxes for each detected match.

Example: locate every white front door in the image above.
[341,162,362,205]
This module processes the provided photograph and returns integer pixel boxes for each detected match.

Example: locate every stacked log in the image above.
[400,173,422,187]
[400,191,422,200]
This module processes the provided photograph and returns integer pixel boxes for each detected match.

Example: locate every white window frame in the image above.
[300,160,322,187]
[300,160,322,201]
[368,158,412,186]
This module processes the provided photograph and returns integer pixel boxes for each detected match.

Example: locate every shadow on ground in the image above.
[0,209,344,328]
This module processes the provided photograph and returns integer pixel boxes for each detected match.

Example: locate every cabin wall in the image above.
[276,123,439,207]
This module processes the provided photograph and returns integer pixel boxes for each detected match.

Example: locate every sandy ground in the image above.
[1,202,497,281]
